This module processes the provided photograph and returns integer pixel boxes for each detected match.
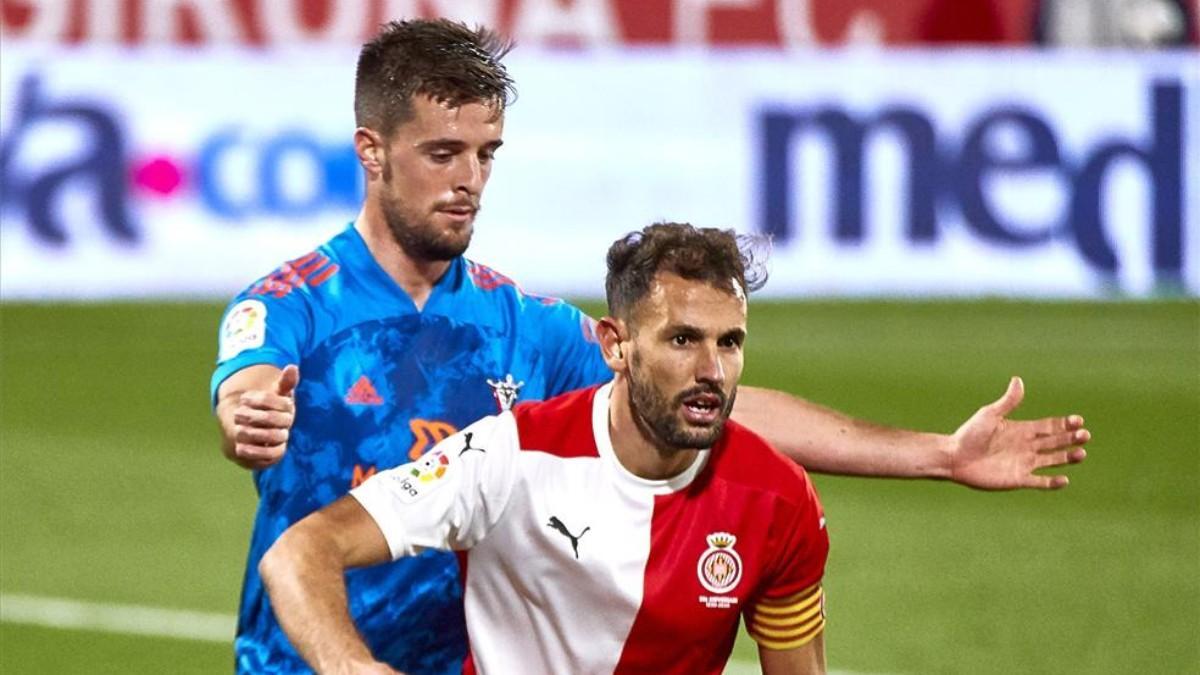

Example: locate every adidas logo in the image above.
[344,375,383,406]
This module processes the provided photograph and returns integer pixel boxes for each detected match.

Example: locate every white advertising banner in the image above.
[0,48,1196,299]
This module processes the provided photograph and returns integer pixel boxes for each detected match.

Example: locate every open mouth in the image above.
[681,391,724,424]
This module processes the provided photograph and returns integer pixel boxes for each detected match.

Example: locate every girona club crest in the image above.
[697,532,743,594]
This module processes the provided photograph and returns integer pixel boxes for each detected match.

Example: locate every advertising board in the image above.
[1,48,1195,298]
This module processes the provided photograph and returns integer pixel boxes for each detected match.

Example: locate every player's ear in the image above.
[354,127,385,177]
[596,317,629,372]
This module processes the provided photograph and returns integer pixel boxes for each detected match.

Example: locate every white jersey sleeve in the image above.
[350,412,519,559]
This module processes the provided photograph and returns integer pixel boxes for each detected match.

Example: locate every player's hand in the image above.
[948,376,1089,490]
[230,364,300,470]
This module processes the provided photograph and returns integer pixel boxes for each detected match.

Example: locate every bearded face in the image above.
[379,183,475,261]
[627,349,737,450]
[619,273,746,453]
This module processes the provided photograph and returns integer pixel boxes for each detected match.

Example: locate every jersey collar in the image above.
[339,223,468,315]
[591,382,710,494]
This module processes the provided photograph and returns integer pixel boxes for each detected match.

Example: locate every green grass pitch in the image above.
[1,300,1197,673]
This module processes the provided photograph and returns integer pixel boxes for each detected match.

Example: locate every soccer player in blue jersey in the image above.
[211,19,1090,675]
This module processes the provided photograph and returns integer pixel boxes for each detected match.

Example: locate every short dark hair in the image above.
[605,222,768,321]
[354,19,517,136]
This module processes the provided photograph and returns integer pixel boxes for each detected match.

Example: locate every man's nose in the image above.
[454,156,485,196]
[695,343,725,386]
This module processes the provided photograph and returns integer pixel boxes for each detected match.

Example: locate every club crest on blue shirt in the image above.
[697,532,743,595]
[487,374,524,412]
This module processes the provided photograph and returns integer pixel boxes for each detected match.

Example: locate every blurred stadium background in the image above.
[1,1,1197,673]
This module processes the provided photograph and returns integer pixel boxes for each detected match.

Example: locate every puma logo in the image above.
[458,432,485,457]
[547,516,590,560]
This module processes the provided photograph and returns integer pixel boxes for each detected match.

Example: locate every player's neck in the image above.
[354,211,451,311]
[607,379,700,481]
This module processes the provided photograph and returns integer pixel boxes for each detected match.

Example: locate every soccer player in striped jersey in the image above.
[214,18,1089,675]
[262,223,830,674]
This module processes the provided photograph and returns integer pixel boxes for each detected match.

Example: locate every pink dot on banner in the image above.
[131,155,185,197]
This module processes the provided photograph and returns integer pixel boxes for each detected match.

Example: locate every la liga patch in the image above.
[219,299,267,362]
[387,449,453,504]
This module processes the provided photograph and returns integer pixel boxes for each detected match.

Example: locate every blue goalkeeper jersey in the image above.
[210,223,611,674]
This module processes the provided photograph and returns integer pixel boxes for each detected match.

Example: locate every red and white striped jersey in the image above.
[352,383,829,674]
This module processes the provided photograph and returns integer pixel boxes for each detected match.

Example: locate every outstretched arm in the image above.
[732,377,1088,489]
[260,496,398,674]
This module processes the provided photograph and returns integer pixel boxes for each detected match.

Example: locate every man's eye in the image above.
[430,152,453,162]
[672,335,690,346]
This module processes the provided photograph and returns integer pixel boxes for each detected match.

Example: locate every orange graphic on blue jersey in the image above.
[467,261,559,305]
[344,375,383,405]
[409,449,450,483]
[350,464,377,488]
[407,419,457,460]
[252,251,340,298]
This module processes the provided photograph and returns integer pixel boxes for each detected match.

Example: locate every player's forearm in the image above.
[733,386,954,479]
[260,526,378,672]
